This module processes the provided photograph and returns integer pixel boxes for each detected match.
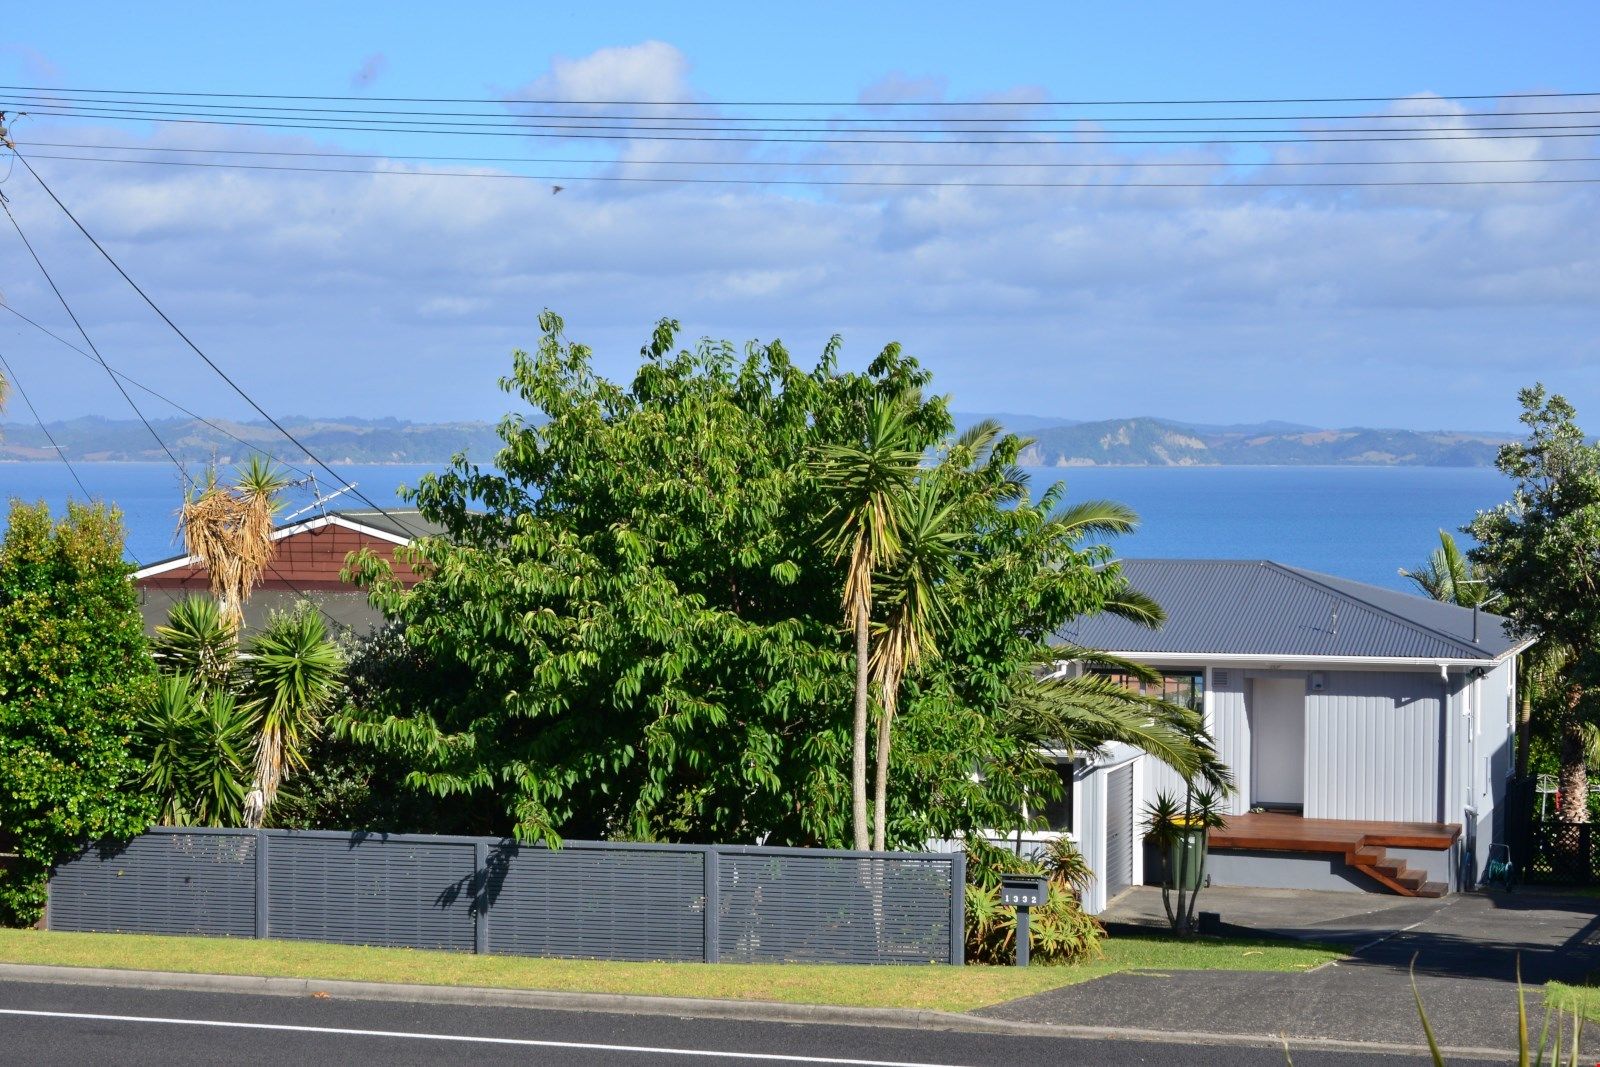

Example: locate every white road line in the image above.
[0,1008,973,1066]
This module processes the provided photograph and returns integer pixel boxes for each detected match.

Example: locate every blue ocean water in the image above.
[0,461,1511,591]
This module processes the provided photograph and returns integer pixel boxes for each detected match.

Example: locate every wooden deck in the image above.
[1210,813,1460,897]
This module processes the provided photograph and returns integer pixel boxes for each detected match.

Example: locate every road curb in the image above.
[0,961,1513,1060]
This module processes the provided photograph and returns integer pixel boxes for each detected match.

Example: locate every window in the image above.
[1038,762,1074,832]
[1095,668,1205,712]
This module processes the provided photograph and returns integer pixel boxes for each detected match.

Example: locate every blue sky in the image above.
[2,3,1598,432]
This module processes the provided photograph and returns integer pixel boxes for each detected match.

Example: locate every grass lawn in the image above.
[1544,981,1600,1025]
[0,928,1341,1013]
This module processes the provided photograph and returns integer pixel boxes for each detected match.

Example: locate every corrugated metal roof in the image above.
[1056,559,1521,661]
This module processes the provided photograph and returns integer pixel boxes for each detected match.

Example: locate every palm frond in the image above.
[1048,498,1141,538]
[1102,586,1167,629]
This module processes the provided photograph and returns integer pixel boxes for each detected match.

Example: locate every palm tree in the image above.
[1399,530,1490,607]
[179,456,290,630]
[869,474,961,850]
[146,597,343,828]
[813,391,923,849]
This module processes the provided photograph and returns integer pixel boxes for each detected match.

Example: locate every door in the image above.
[1104,764,1135,898]
[1251,677,1306,809]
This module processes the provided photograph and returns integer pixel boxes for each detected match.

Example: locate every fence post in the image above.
[474,840,490,955]
[254,831,269,940]
[948,852,966,966]
[703,847,720,964]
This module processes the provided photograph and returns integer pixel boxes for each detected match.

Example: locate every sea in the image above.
[0,462,1512,592]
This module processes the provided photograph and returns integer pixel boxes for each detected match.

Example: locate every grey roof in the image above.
[1056,559,1523,662]
[326,508,450,541]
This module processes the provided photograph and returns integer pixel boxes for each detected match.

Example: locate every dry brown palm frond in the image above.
[177,460,288,630]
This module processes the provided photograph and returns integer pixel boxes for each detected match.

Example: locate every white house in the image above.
[1053,559,1530,915]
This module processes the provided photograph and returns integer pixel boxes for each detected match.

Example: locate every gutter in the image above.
[1088,651,1524,669]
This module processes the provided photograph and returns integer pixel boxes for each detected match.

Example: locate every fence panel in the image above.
[47,829,963,964]
[1526,822,1597,885]
[716,849,956,964]
[48,831,256,938]
[491,843,705,962]
[266,832,477,951]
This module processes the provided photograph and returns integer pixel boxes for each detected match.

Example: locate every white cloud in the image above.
[2,46,1597,433]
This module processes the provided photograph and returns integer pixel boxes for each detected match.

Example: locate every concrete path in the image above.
[979,888,1600,1053]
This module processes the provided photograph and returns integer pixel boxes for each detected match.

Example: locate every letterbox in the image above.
[1000,874,1049,908]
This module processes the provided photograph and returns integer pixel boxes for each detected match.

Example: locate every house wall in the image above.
[1302,670,1443,822]
[1140,666,1251,816]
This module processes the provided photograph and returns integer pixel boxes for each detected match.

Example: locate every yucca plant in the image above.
[136,674,253,827]
[1144,786,1228,935]
[238,607,345,828]
[177,458,290,630]
[151,595,237,692]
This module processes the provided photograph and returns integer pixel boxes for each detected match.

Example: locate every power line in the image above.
[10,88,1600,123]
[14,101,1600,139]
[5,83,1599,105]
[1,193,192,485]
[0,347,99,508]
[26,138,1600,172]
[15,108,1600,146]
[20,149,1600,189]
[0,301,317,481]
[10,149,421,540]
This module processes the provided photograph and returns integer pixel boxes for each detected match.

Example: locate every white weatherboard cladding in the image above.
[1139,669,1250,816]
[1303,670,1442,822]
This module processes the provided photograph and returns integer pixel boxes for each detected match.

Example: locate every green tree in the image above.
[1399,529,1491,607]
[340,312,1210,849]
[1469,385,1600,823]
[0,501,155,925]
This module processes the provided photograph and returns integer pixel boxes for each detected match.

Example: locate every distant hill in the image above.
[0,416,502,465]
[1013,418,1514,467]
[0,414,1515,467]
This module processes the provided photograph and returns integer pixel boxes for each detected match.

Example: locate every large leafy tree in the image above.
[341,312,1194,848]
[0,501,155,925]
[1469,385,1600,823]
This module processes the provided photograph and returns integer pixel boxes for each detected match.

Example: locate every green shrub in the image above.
[0,501,156,925]
[963,836,1103,965]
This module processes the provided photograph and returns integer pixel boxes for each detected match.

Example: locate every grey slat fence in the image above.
[46,828,965,966]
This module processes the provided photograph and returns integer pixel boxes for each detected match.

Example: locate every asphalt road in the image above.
[0,979,1449,1066]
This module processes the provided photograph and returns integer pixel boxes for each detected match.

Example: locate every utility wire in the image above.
[0,301,317,481]
[10,149,421,539]
[25,139,1600,171]
[21,150,1600,189]
[16,108,1600,145]
[15,101,1600,138]
[0,347,99,507]
[5,83,1599,105]
[1,193,192,485]
[15,99,1600,134]
[10,89,1600,123]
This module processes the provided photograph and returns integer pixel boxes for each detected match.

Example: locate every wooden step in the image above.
[1344,841,1432,897]
[1416,881,1448,898]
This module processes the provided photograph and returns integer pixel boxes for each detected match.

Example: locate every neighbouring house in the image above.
[1044,559,1530,915]
[133,508,439,635]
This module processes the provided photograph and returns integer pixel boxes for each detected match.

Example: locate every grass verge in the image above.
[0,929,1341,1013]
[1544,981,1600,1025]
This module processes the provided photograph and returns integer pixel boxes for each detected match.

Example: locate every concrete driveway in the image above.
[979,887,1600,1054]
